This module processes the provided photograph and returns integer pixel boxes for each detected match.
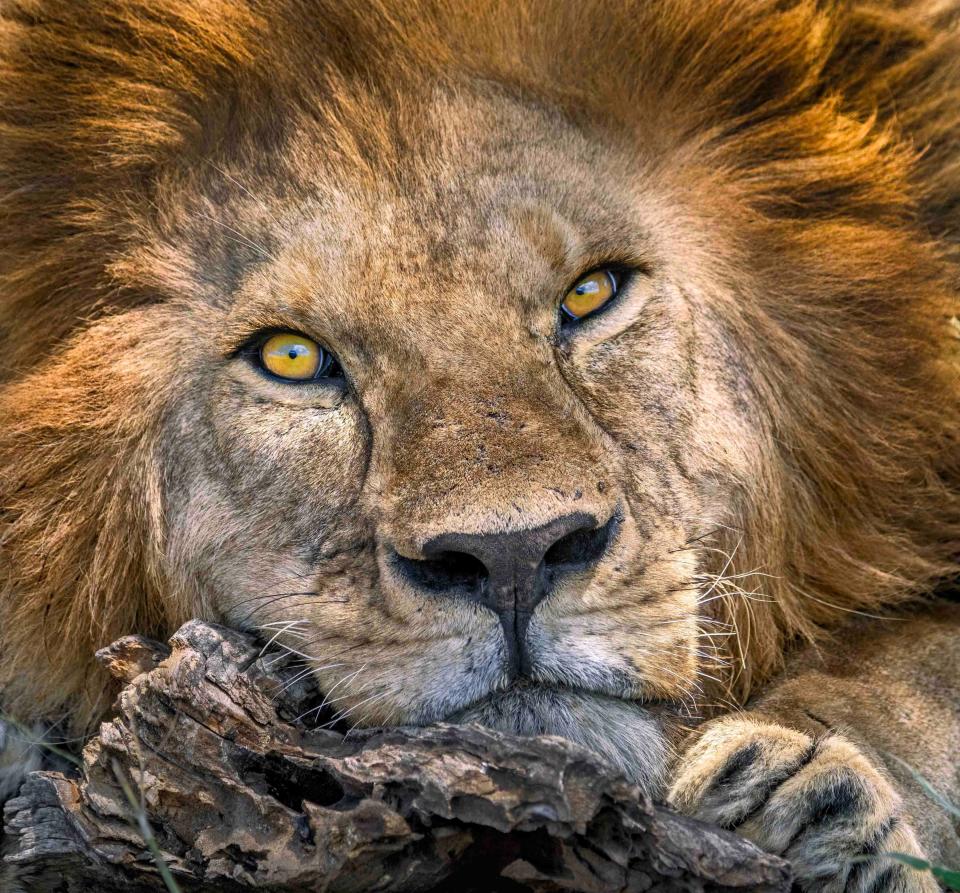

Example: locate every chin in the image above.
[448,682,673,796]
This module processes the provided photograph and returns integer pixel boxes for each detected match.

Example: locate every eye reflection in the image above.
[259,332,330,381]
[561,269,620,322]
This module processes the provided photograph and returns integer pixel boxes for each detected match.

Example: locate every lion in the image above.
[1,0,958,888]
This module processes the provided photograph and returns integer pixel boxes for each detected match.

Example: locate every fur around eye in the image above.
[560,269,622,323]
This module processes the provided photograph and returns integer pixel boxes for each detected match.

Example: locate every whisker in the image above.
[205,160,285,230]
[680,516,743,535]
[694,535,742,602]
[190,208,276,260]
[231,589,320,610]
[257,619,312,657]
[699,590,774,605]
[667,526,727,553]
[325,687,398,729]
[317,665,368,714]
[256,618,312,631]
[274,665,323,696]
[795,591,901,621]
[273,660,349,697]
[234,592,347,626]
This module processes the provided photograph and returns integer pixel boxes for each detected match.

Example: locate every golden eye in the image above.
[561,269,620,321]
[259,332,329,381]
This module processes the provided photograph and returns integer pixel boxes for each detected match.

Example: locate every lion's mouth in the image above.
[448,678,668,725]
[446,680,673,794]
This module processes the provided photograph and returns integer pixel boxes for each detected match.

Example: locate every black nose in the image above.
[391,511,618,676]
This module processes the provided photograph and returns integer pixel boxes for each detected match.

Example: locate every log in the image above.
[2,620,792,892]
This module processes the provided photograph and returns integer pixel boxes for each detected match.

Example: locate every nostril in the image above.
[391,549,489,595]
[543,513,618,570]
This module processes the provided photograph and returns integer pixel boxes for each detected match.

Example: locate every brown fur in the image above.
[1,0,959,883]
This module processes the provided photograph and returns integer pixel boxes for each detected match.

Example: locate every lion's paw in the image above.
[667,716,937,893]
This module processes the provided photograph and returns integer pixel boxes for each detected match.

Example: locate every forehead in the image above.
[225,84,661,343]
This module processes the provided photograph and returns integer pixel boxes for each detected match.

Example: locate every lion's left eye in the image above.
[258,332,337,381]
[560,269,621,322]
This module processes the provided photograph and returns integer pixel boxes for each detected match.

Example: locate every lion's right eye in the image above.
[560,268,622,323]
[256,332,340,381]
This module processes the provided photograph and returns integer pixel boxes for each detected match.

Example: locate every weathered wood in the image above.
[2,621,792,892]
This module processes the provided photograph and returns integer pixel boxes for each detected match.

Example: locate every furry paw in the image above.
[667,716,938,893]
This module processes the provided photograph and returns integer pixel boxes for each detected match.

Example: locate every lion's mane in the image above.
[0,0,958,731]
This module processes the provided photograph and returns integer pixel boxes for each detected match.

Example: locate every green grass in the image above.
[883,755,960,891]
[884,852,960,890]
[1,713,181,893]
[111,757,183,893]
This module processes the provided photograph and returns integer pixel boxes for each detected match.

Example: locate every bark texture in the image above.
[3,621,791,892]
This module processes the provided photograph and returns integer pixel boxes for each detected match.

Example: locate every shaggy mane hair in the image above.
[0,0,958,732]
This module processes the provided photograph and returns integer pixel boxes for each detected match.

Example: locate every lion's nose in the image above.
[390,511,618,676]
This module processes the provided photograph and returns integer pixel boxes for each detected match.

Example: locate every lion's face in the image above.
[152,87,761,789]
[3,0,958,800]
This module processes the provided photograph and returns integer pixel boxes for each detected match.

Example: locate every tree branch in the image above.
[3,621,791,892]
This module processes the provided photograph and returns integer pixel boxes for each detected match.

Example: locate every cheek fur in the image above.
[175,376,368,539]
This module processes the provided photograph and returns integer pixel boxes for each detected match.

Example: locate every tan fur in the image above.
[672,716,940,892]
[672,608,960,889]
[1,0,959,886]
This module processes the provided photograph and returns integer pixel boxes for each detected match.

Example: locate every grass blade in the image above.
[111,758,183,893]
[885,852,960,891]
[885,753,960,820]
